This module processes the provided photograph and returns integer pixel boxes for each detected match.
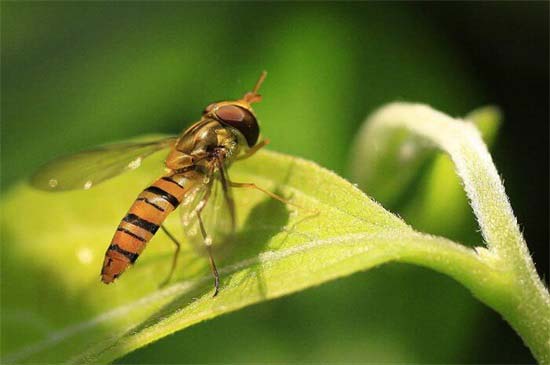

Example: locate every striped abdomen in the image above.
[101,169,200,283]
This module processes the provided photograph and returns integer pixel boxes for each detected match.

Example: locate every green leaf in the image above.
[2,148,496,364]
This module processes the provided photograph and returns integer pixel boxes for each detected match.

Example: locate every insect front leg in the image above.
[236,139,270,161]
[159,224,182,288]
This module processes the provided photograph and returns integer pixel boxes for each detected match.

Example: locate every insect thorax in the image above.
[165,119,247,170]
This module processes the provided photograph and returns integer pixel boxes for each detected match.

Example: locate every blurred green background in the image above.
[2,2,547,363]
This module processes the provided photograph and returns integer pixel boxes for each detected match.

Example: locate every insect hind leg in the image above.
[158,224,181,288]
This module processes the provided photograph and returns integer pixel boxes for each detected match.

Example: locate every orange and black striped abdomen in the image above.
[101,169,201,283]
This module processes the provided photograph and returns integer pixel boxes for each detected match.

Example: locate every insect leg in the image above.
[194,181,221,297]
[216,156,236,231]
[228,180,302,209]
[197,212,220,297]
[159,224,181,287]
[236,139,270,161]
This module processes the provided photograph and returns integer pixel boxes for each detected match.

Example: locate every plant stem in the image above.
[366,103,550,363]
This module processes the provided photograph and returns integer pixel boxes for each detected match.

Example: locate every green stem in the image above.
[365,103,550,363]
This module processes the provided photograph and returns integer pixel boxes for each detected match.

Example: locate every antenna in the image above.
[243,71,267,104]
[252,70,267,94]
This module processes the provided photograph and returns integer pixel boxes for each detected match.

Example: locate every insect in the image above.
[31,71,292,296]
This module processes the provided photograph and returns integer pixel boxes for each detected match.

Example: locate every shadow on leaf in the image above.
[108,192,291,354]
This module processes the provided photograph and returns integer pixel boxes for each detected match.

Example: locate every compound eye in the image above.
[215,105,245,123]
[203,103,217,115]
[215,105,259,147]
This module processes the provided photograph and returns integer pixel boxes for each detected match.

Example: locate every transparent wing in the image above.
[31,135,177,191]
[180,170,235,251]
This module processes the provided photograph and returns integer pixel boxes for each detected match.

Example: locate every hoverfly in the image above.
[31,71,290,296]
